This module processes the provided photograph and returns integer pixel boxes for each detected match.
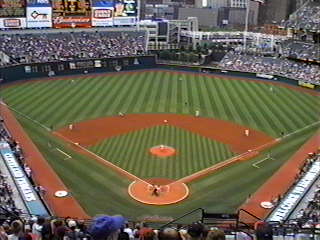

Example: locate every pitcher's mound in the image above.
[149,145,176,157]
[128,178,189,205]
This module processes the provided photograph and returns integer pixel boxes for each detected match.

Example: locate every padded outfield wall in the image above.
[1,56,318,92]
[0,56,156,83]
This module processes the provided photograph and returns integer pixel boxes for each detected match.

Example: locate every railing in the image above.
[159,208,204,229]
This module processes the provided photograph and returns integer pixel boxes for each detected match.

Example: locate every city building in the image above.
[138,17,199,50]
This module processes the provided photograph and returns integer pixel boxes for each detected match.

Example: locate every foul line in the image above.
[55,148,72,160]
[1,102,51,132]
[280,120,320,140]
[172,121,320,185]
[3,101,320,186]
[53,131,151,186]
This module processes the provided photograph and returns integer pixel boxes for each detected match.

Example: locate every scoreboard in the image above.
[0,0,138,29]
[0,0,26,18]
[52,0,91,27]
[53,0,90,17]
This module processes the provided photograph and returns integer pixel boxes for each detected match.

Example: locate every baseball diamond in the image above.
[1,69,319,219]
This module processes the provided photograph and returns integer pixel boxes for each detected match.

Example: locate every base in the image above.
[128,178,189,205]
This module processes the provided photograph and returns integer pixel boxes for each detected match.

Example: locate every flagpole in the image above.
[243,0,250,53]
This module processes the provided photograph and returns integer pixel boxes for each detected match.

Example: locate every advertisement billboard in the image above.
[0,0,27,28]
[52,0,91,28]
[113,0,137,25]
[26,0,52,28]
[91,0,113,26]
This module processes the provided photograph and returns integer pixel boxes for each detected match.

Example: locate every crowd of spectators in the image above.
[295,187,320,229]
[282,0,320,32]
[294,153,320,229]
[281,41,320,62]
[219,51,320,85]
[0,120,22,219]
[0,215,259,240]
[0,31,147,65]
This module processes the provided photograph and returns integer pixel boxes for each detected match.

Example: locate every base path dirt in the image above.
[0,102,89,219]
[239,130,320,224]
[56,114,275,154]
[56,113,277,206]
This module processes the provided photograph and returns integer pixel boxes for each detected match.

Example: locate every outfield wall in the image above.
[1,58,319,92]
[157,64,320,91]
[0,56,156,83]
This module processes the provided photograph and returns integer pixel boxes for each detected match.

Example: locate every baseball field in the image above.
[1,69,319,220]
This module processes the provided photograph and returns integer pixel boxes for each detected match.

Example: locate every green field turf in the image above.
[89,125,235,180]
[1,70,319,219]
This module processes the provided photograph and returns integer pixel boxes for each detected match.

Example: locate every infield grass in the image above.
[89,125,235,180]
[1,70,319,219]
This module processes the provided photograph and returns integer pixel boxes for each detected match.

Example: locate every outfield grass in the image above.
[89,125,235,179]
[2,70,319,219]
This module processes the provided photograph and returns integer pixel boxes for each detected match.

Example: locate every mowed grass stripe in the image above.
[249,82,297,134]
[164,73,174,113]
[38,78,88,124]
[131,72,154,113]
[123,73,151,113]
[176,74,184,113]
[252,82,301,132]
[88,125,235,179]
[231,79,276,133]
[289,90,320,120]
[101,73,135,114]
[83,76,120,118]
[142,71,160,113]
[7,81,51,110]
[239,81,284,136]
[220,80,246,124]
[278,87,319,124]
[274,88,309,127]
[227,79,258,129]
[202,77,221,118]
[210,78,230,121]
[90,75,127,116]
[30,80,84,121]
[109,73,141,114]
[168,73,179,113]
[45,77,93,126]
[197,76,213,116]
[60,76,107,124]
[157,73,170,113]
[189,74,202,111]
[145,72,164,113]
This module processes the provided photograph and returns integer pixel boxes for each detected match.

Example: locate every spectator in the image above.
[0,226,8,240]
[137,224,154,240]
[255,222,273,240]
[187,223,206,240]
[8,220,24,240]
[206,229,225,240]
[158,228,181,240]
[32,217,45,239]
[123,224,134,240]
[0,31,147,66]
[89,215,125,240]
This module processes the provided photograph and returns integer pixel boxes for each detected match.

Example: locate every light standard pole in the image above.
[243,0,250,53]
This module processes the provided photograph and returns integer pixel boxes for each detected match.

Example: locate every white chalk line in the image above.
[281,120,320,140]
[53,131,151,186]
[3,102,320,186]
[55,148,72,160]
[1,102,51,132]
[252,155,275,169]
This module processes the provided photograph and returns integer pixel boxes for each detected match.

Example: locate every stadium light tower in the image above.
[243,0,250,53]
[243,0,264,53]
